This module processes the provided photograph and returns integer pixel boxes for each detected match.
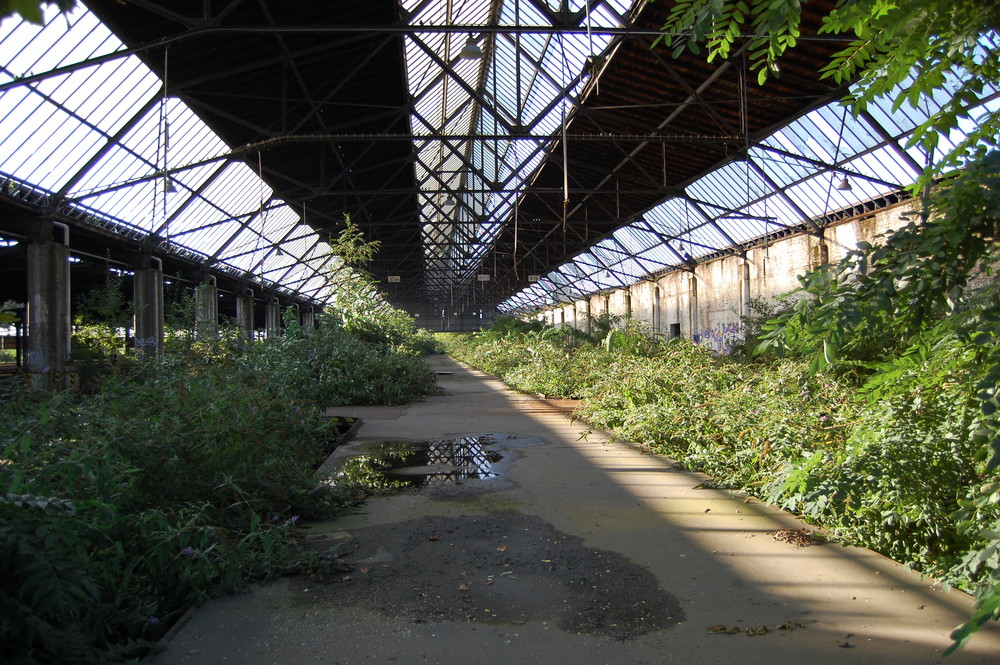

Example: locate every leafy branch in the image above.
[657,0,1000,179]
[1,0,75,23]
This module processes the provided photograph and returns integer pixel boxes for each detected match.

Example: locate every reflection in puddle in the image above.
[335,436,501,489]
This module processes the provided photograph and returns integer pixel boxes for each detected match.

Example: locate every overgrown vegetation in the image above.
[1,222,440,664]
[656,0,1000,651]
[445,232,1000,649]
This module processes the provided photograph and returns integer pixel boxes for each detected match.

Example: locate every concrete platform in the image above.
[151,355,1000,665]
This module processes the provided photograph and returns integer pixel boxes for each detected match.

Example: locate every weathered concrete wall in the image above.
[555,201,914,351]
[629,280,657,332]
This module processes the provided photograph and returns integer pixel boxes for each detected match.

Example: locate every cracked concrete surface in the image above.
[150,355,1000,665]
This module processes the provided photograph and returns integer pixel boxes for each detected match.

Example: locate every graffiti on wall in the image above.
[694,323,742,354]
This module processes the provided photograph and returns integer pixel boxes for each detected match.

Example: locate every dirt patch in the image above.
[297,512,684,641]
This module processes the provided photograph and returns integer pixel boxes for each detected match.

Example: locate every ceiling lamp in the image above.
[163,177,177,194]
[459,36,482,60]
[835,175,853,191]
[444,194,457,207]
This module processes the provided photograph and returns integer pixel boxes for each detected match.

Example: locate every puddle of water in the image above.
[335,436,501,488]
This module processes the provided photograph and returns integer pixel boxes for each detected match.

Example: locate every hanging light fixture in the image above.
[444,193,457,207]
[835,175,853,191]
[163,177,177,194]
[459,35,482,60]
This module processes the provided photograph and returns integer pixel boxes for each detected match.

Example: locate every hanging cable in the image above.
[256,151,269,281]
[513,197,519,280]
[819,105,850,227]
[560,27,569,253]
[154,83,164,233]
[739,53,752,210]
[162,46,169,217]
[662,141,667,187]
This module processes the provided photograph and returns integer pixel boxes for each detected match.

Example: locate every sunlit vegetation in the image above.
[0,229,440,663]
[446,173,1000,647]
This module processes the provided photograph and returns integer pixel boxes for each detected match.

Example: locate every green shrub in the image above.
[446,310,993,604]
[0,298,440,663]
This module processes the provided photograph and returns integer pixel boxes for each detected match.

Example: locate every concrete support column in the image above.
[195,277,219,338]
[26,223,70,390]
[653,284,661,334]
[133,258,164,360]
[582,299,591,334]
[742,260,752,319]
[624,291,632,321]
[302,306,315,331]
[265,297,281,338]
[236,289,255,340]
[689,273,699,341]
[818,238,830,266]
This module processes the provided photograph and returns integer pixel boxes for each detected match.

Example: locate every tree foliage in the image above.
[657,0,1000,173]
[0,0,74,24]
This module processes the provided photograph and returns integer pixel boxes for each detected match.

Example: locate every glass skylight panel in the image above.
[865,94,926,140]
[71,105,159,188]
[783,174,857,220]
[713,210,768,245]
[573,251,605,274]
[750,144,823,188]
[220,239,268,273]
[75,181,154,230]
[678,221,726,255]
[169,216,243,252]
[688,160,766,213]
[645,197,704,236]
[0,14,33,52]
[161,100,229,170]
[259,206,303,245]
[590,0,631,26]
[613,225,655,253]
[838,153,906,200]
[163,200,248,250]
[259,252,296,280]
[404,0,639,299]
[635,241,677,268]
[202,161,271,215]
[591,241,626,267]
[499,0,547,26]
[747,194,801,232]
[215,210,291,266]
[6,113,101,191]
[4,9,93,76]
[846,146,916,190]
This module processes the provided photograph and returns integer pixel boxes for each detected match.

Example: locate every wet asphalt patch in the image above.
[295,512,685,641]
